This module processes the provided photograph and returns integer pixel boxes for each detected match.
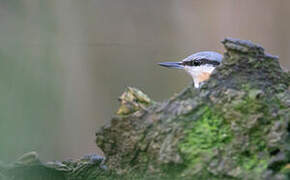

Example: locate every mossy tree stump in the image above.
[1,38,289,180]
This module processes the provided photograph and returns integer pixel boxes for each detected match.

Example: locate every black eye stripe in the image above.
[182,61,190,66]
[203,59,220,66]
[182,59,220,66]
[193,60,201,66]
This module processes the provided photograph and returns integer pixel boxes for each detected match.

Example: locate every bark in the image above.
[1,38,289,180]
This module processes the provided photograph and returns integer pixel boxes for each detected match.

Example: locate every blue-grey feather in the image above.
[182,51,223,63]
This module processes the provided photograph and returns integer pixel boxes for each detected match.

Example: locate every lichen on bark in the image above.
[95,38,290,180]
[0,38,289,180]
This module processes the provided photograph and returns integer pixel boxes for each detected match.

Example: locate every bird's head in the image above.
[158,51,222,88]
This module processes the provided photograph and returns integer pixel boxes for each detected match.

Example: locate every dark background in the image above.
[0,0,289,162]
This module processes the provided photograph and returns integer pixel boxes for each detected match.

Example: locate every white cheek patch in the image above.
[184,65,215,88]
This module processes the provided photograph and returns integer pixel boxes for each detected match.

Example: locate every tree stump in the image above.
[1,38,289,180]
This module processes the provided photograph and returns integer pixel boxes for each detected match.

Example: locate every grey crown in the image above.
[182,51,223,63]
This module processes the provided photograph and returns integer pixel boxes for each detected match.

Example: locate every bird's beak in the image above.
[158,61,184,69]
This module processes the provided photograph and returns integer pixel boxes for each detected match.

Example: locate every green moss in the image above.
[229,94,274,175]
[237,154,268,172]
[177,92,285,178]
[233,95,262,114]
[179,106,232,174]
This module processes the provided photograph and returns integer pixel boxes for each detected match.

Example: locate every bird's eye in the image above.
[192,60,201,66]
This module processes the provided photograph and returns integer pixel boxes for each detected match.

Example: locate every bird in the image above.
[158,51,223,88]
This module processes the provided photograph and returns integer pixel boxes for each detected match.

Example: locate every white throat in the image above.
[184,65,215,88]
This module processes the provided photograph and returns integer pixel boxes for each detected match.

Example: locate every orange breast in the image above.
[197,72,211,84]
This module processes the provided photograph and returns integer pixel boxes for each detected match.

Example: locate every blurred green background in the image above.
[0,0,289,162]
